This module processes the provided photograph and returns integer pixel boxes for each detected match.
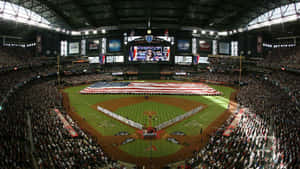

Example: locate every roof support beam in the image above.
[109,0,120,25]
[71,0,97,27]
[179,0,191,26]
[35,0,72,28]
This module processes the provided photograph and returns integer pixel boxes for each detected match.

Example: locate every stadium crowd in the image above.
[263,45,300,67]
[265,70,300,103]
[0,65,127,169]
[45,70,300,169]
[1,45,299,169]
[0,67,49,168]
[26,81,120,168]
[0,47,33,67]
[0,47,53,70]
[62,73,113,86]
[0,88,32,168]
[186,74,300,169]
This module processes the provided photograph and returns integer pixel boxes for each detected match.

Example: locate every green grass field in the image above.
[119,139,182,158]
[64,81,235,157]
[115,101,186,127]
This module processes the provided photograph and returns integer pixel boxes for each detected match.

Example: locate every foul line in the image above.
[97,105,203,131]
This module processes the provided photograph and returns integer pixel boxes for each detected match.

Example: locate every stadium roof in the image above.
[2,0,300,32]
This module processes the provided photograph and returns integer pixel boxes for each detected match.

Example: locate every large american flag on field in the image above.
[80,82,222,96]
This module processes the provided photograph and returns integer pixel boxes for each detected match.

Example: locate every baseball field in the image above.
[62,80,237,168]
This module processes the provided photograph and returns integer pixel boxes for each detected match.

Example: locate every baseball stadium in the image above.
[0,0,299,169]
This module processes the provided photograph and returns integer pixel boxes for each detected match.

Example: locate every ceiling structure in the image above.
[3,0,300,31]
[253,20,300,39]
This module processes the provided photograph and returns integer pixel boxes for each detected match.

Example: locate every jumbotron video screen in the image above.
[129,46,170,62]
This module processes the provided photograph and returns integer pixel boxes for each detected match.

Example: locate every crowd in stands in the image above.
[185,74,299,169]
[264,46,300,66]
[54,69,300,169]
[253,45,300,71]
[101,65,139,74]
[0,47,41,68]
[0,47,33,65]
[62,73,113,86]
[0,65,55,103]
[63,62,91,74]
[265,70,300,103]
[1,47,299,169]
[0,47,57,74]
[26,81,119,168]
[0,88,32,168]
[0,67,53,168]
[208,58,240,73]
[191,72,240,84]
[0,65,127,168]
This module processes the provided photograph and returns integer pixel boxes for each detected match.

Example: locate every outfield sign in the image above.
[175,72,187,76]
[112,72,123,76]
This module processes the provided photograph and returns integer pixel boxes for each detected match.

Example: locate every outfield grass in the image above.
[64,85,136,135]
[64,83,235,136]
[164,85,235,135]
[64,81,235,157]
[115,101,186,127]
[119,139,182,157]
